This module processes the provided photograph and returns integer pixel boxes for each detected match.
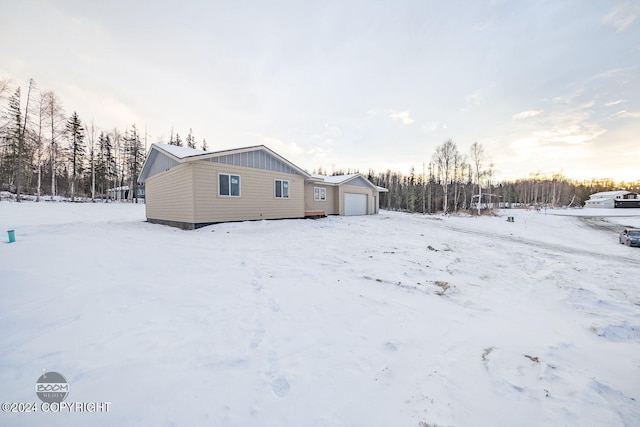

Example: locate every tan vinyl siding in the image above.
[145,163,195,223]
[338,185,376,215]
[304,183,338,214]
[192,161,304,223]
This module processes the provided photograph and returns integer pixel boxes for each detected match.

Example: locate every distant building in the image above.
[584,190,640,208]
[107,185,145,201]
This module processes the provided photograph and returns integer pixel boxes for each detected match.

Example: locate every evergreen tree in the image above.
[1,86,33,198]
[169,126,175,145]
[201,138,208,151]
[66,111,85,201]
[14,79,36,201]
[96,131,115,198]
[2,88,22,191]
[186,128,196,149]
[124,124,144,202]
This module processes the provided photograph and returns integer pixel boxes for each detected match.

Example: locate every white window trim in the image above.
[274,179,290,199]
[314,187,327,202]
[218,173,241,197]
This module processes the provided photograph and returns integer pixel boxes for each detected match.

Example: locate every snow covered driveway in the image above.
[1,203,639,426]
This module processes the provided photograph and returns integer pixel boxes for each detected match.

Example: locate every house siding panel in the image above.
[145,163,195,224]
[205,148,301,175]
[192,161,305,223]
[139,150,180,182]
[304,184,339,214]
[147,151,179,179]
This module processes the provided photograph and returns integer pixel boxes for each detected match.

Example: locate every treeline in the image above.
[0,78,202,202]
[0,78,147,201]
[4,78,635,208]
[324,139,640,213]
[367,172,640,214]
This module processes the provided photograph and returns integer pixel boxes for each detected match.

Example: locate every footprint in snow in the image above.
[264,352,291,397]
[269,376,291,398]
[383,342,398,351]
[249,329,265,349]
[251,279,262,293]
[269,297,280,312]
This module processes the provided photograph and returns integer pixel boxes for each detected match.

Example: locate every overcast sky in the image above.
[1,0,639,181]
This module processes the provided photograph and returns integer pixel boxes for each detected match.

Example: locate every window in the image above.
[275,179,289,199]
[314,187,326,201]
[219,173,240,197]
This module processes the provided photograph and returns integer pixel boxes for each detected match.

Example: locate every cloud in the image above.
[387,110,414,125]
[604,99,626,107]
[510,97,606,152]
[248,133,304,155]
[537,101,605,145]
[422,122,438,133]
[603,2,640,32]
[510,138,539,149]
[473,17,495,32]
[306,146,332,158]
[460,85,495,112]
[610,110,640,119]
[247,132,337,171]
[513,110,543,119]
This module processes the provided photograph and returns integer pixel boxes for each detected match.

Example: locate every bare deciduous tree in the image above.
[432,139,459,213]
[36,91,49,201]
[44,91,65,200]
[0,79,10,100]
[470,142,486,215]
[86,120,97,201]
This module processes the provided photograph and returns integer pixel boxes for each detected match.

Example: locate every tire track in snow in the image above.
[441,224,638,264]
[578,217,626,234]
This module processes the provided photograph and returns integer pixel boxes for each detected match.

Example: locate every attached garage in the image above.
[344,193,368,216]
[304,173,388,217]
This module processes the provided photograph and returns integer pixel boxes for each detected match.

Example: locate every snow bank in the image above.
[0,204,638,426]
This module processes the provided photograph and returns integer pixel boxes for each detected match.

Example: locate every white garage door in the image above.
[344,193,368,216]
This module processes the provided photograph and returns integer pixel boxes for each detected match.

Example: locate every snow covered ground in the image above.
[1,203,639,427]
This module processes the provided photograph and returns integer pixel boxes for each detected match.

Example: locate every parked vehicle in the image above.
[619,228,640,247]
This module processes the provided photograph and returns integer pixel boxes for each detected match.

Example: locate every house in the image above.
[138,143,387,229]
[584,190,640,208]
